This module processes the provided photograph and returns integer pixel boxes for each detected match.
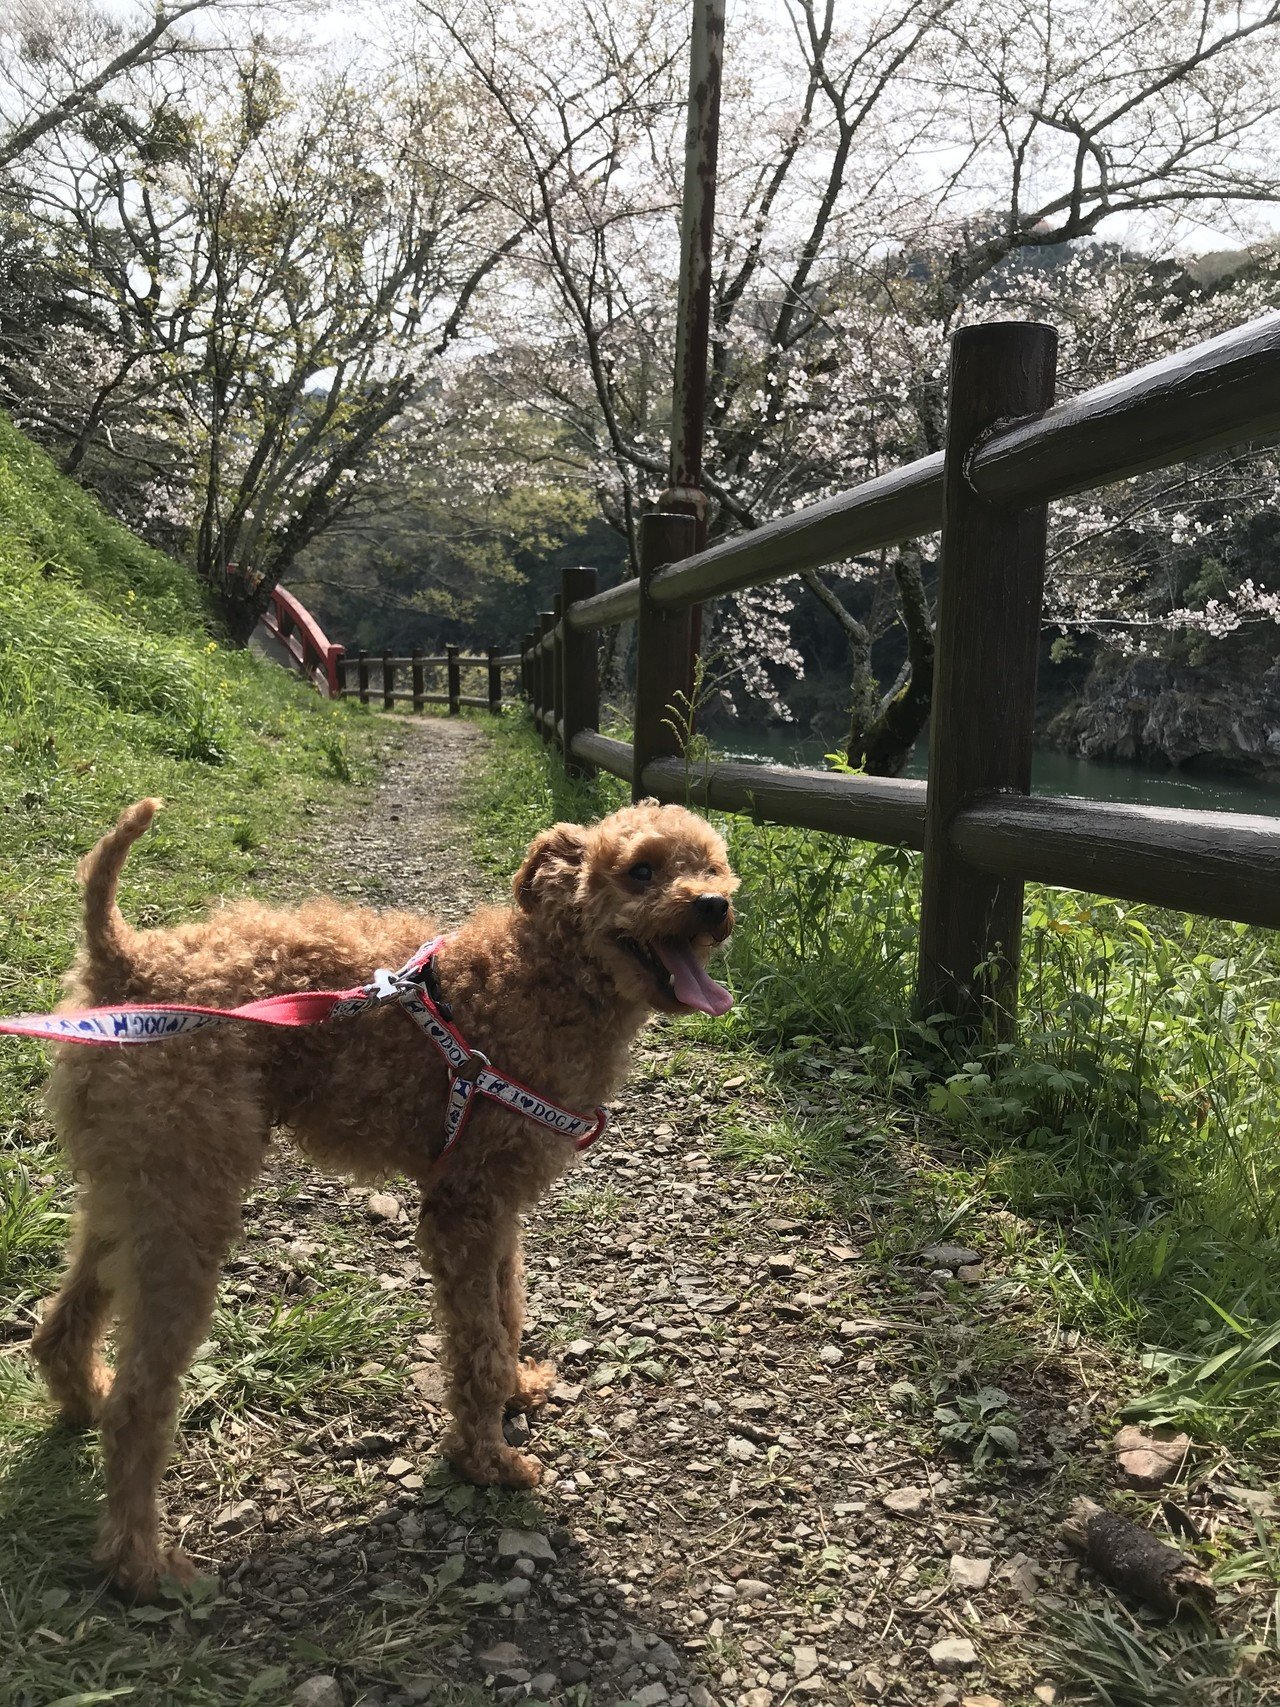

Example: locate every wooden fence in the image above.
[337,646,522,715]
[519,314,1280,1028]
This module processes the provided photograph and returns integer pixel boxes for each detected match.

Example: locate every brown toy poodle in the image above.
[28,796,738,1596]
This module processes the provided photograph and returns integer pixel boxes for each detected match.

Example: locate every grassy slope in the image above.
[0,415,398,1704]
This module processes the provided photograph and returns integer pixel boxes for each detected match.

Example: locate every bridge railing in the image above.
[259,582,346,699]
[519,313,1280,1027]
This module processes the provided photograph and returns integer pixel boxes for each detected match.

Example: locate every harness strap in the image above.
[0,939,607,1162]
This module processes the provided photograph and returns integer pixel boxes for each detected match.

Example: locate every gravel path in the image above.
[189,716,1194,1707]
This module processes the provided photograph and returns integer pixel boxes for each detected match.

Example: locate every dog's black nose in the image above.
[693,894,730,925]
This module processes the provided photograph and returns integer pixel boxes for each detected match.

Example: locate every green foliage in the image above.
[1040,1605,1247,1707]
[932,1385,1020,1467]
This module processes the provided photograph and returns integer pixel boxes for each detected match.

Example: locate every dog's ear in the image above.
[514,822,589,912]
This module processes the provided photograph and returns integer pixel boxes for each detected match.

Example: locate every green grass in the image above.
[470,715,1280,1455]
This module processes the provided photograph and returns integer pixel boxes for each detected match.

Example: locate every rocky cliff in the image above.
[1046,650,1280,778]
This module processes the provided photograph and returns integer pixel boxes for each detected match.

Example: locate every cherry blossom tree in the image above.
[423,0,1280,766]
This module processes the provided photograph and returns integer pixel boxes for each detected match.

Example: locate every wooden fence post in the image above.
[537,610,554,743]
[552,595,566,756]
[335,655,348,699]
[531,619,544,732]
[447,645,461,715]
[357,650,370,706]
[522,631,534,705]
[411,647,425,713]
[632,511,699,801]
[382,650,394,712]
[917,321,1058,1032]
[561,567,599,777]
[488,646,502,714]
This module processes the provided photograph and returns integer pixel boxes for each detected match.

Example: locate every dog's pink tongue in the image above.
[655,939,734,1016]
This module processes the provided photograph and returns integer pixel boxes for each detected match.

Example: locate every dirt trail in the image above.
[200,716,1092,1707]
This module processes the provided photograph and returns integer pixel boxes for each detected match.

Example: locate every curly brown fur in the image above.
[29,797,737,1596]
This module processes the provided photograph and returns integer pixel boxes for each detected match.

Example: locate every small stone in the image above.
[551,1381,584,1404]
[497,1528,556,1563]
[503,1412,531,1446]
[477,1642,529,1684]
[882,1486,930,1516]
[562,1661,591,1685]
[735,1578,772,1601]
[212,1499,260,1534]
[410,1366,446,1404]
[634,1686,670,1707]
[792,1645,820,1680]
[503,1576,532,1604]
[1034,1688,1057,1705]
[929,1268,954,1283]
[514,1557,536,1579]
[727,1435,758,1460]
[920,1243,981,1268]
[293,1679,344,1707]
[929,1638,978,1673]
[956,1264,984,1284]
[817,1345,843,1367]
[860,1670,886,1700]
[366,1192,402,1222]
[565,1338,593,1358]
[767,1256,795,1277]
[962,1695,1002,1707]
[950,1555,992,1591]
[385,1457,414,1479]
[739,1692,773,1707]
[530,1676,558,1700]
[1113,1425,1190,1489]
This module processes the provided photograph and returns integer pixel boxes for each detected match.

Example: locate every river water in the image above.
[715,727,1280,817]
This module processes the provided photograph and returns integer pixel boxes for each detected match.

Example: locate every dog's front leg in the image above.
[498,1233,558,1413]
[417,1194,541,1487]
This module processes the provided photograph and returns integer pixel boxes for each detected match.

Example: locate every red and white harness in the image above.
[0,937,608,1170]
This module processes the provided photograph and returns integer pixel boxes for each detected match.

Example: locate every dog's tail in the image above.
[78,798,162,972]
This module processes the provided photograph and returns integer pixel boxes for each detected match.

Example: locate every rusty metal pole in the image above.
[657,0,725,708]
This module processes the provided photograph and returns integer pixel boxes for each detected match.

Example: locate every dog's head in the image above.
[513,800,739,1016]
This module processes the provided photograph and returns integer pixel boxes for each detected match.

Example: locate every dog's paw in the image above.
[449,1440,543,1489]
[97,1535,198,1601]
[511,1357,558,1412]
[58,1361,114,1430]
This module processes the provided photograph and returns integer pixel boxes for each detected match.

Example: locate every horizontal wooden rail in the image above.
[569,730,633,781]
[968,311,1280,505]
[567,581,641,631]
[952,793,1280,931]
[642,758,927,847]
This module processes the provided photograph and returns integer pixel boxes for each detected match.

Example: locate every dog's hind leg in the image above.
[497,1234,557,1413]
[86,1086,267,1600]
[93,1177,245,1599]
[31,1208,115,1428]
[418,1193,541,1487]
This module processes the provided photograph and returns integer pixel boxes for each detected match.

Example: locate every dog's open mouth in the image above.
[619,935,734,1016]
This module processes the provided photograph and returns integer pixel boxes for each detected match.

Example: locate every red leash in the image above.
[0,938,607,1159]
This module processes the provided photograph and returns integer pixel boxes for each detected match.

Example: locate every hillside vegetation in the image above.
[0,408,357,1012]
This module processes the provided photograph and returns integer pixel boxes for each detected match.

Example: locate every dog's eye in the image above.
[628,862,653,883]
